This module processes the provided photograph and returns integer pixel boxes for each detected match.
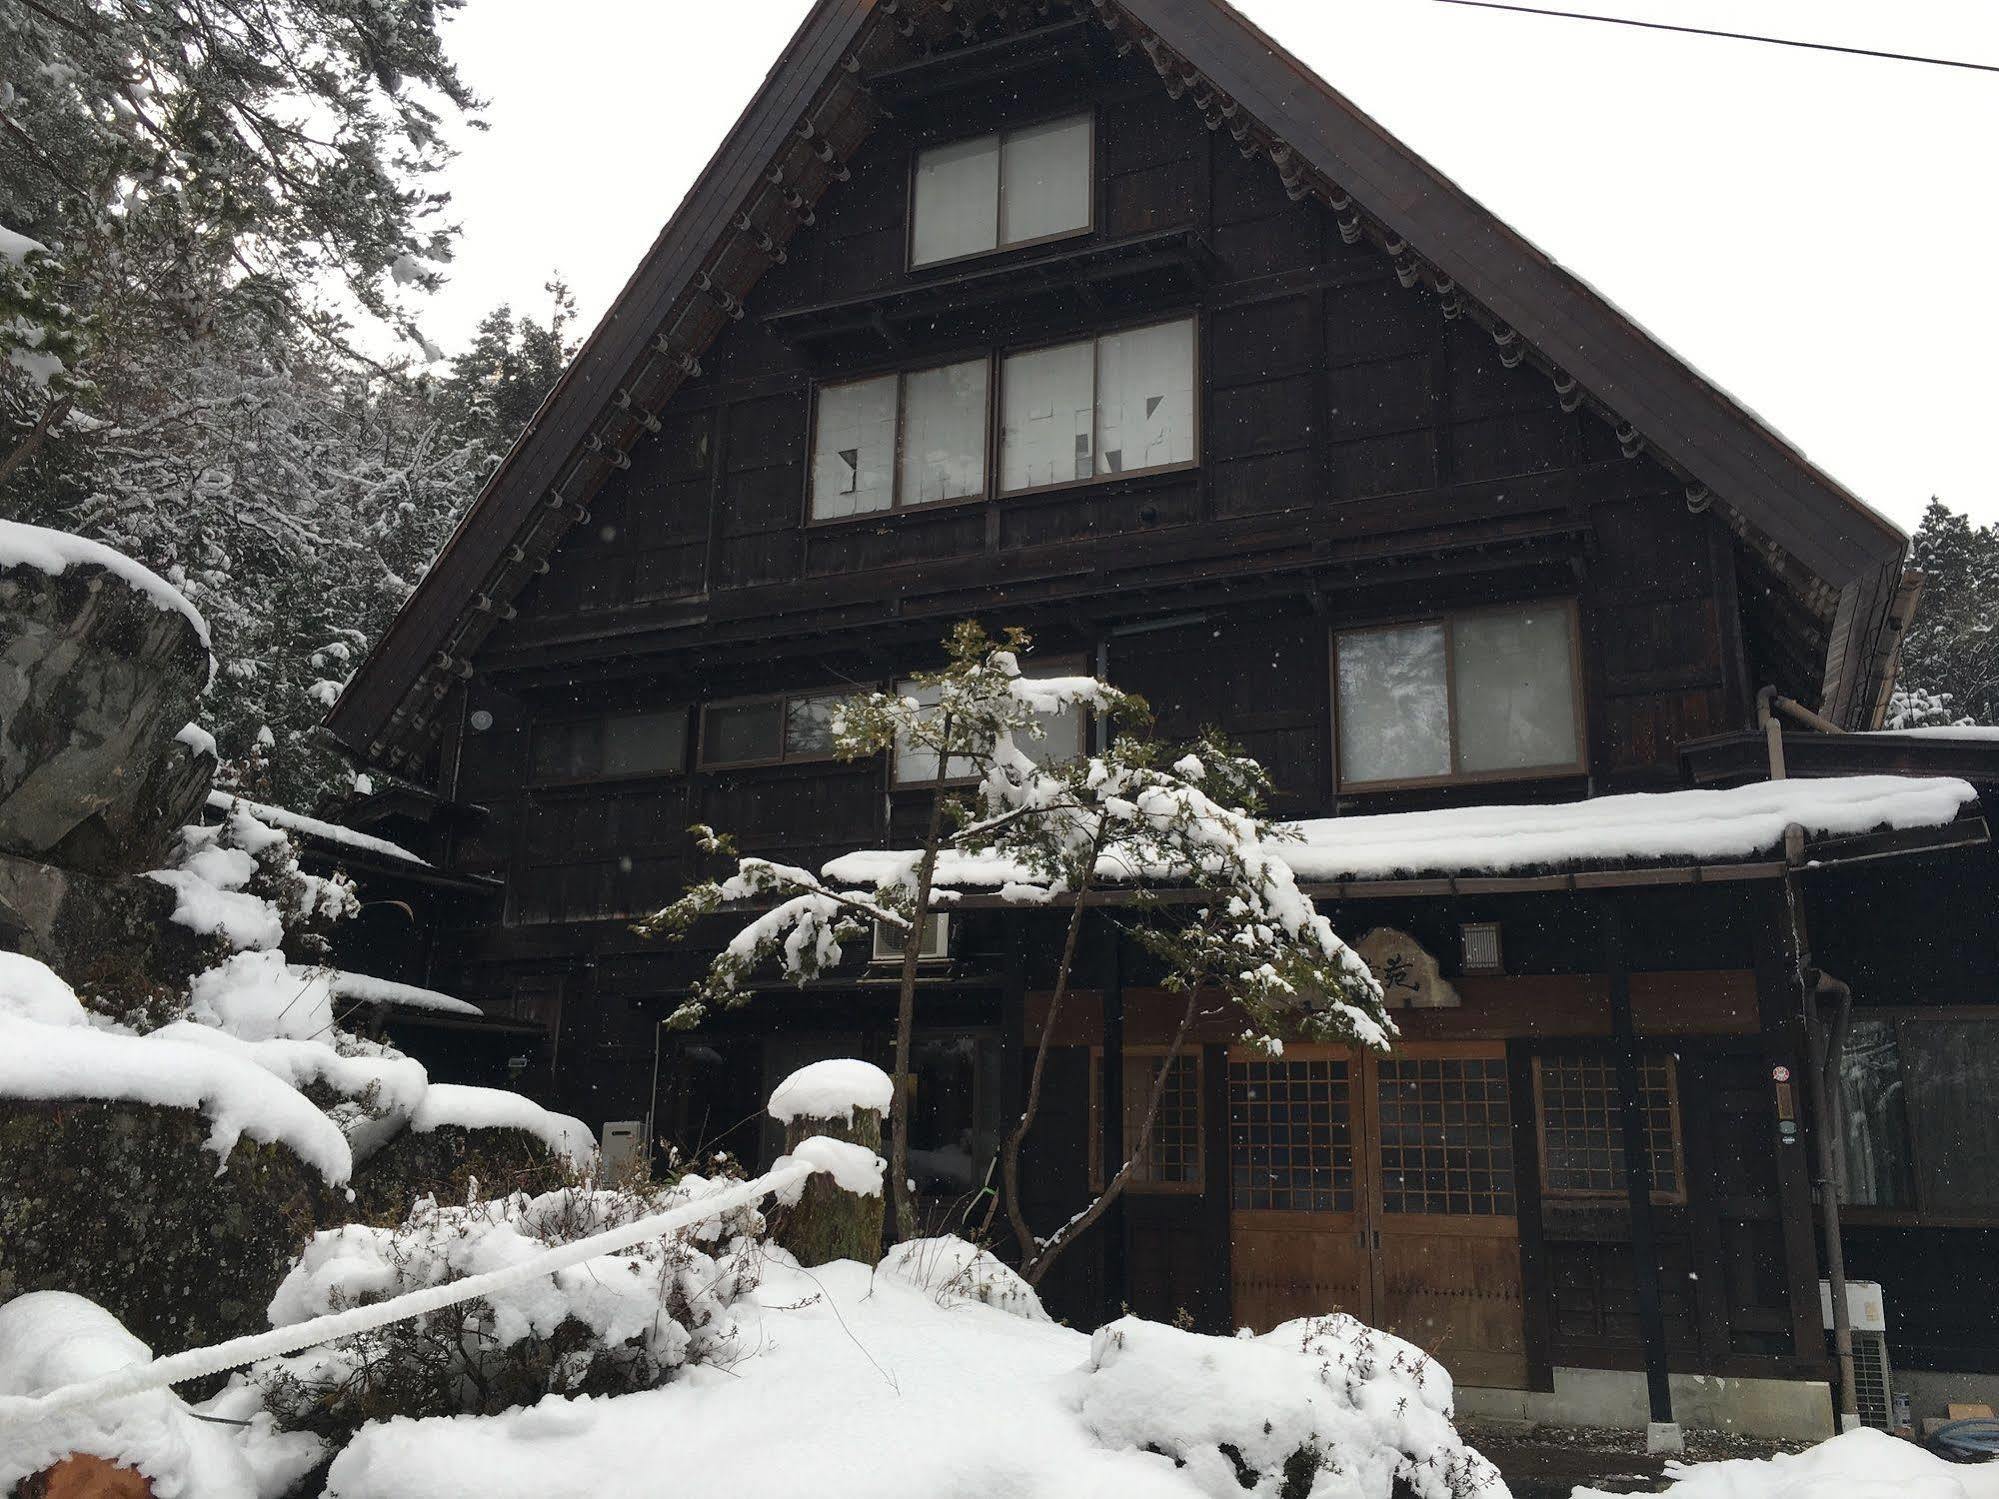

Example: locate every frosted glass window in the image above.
[810,376,896,519]
[1452,607,1580,773]
[911,133,1000,267]
[912,116,1091,268]
[899,359,988,506]
[1337,624,1451,784]
[1000,115,1092,246]
[893,680,982,784]
[1001,340,1095,492]
[1095,319,1195,476]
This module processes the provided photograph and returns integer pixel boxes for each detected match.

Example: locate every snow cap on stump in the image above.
[767,1058,893,1125]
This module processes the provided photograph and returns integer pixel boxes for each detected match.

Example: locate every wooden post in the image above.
[766,1060,891,1268]
[1601,895,1677,1439]
[23,1455,155,1498]
[774,1105,885,1268]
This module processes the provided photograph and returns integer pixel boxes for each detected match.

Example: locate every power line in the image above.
[1430,0,1999,75]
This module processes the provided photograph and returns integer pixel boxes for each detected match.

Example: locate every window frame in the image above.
[1838,1006,1999,1228]
[697,689,852,771]
[1330,598,1589,794]
[806,354,996,523]
[1088,1045,1207,1196]
[803,313,1202,529]
[525,705,691,789]
[1531,1053,1688,1207]
[905,109,1097,273]
[996,315,1203,501]
[888,653,1091,789]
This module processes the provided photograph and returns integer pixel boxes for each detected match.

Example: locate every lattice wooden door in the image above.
[1227,1042,1528,1388]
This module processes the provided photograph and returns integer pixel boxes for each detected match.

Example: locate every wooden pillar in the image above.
[1602,895,1674,1425]
[1098,913,1127,1318]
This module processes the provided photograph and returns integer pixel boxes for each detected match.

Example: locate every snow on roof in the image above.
[767,1058,894,1125]
[0,1012,353,1184]
[0,518,211,652]
[409,1083,595,1166]
[317,968,483,1017]
[207,791,429,868]
[1283,774,1978,883]
[1870,725,1999,742]
[823,775,1979,892]
[0,224,47,266]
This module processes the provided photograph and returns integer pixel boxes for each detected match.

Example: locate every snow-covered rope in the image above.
[0,1160,816,1425]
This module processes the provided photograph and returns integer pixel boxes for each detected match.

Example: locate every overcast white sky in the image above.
[416,0,1999,535]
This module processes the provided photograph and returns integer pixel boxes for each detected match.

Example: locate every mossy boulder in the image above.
[344,1124,578,1226]
[0,1099,327,1356]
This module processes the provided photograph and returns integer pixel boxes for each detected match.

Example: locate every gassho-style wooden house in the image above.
[322,0,1999,1441]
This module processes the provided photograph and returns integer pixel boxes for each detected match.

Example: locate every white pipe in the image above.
[0,1160,814,1425]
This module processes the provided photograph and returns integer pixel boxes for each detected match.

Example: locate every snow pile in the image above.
[0,1292,259,1499]
[1075,1313,1500,1498]
[209,789,430,867]
[188,950,337,1039]
[0,517,212,651]
[766,1057,895,1124]
[411,1083,596,1167]
[0,950,91,1026]
[321,967,483,1016]
[826,775,1979,891]
[880,1236,1050,1322]
[0,983,355,1183]
[1577,1426,1999,1499]
[320,1243,1505,1499]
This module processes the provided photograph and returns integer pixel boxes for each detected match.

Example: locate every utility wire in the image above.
[1430,0,1999,75]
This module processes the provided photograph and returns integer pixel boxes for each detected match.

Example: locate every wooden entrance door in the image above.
[1228,1042,1528,1388]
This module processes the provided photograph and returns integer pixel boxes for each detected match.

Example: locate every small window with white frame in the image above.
[910,113,1093,269]
[891,655,1090,786]
[1333,601,1585,791]
[809,357,991,520]
[699,690,847,769]
[999,318,1197,493]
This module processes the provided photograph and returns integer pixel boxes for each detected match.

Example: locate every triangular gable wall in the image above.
[327,0,1906,773]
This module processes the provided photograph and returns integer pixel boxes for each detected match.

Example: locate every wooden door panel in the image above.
[1376,1218,1528,1387]
[1231,1214,1370,1331]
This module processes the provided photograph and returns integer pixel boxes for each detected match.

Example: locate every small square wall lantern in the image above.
[1460,921,1504,975]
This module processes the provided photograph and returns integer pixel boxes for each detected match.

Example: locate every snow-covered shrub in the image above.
[345,1084,595,1226]
[880,1236,1050,1322]
[1071,1313,1505,1499]
[252,1177,767,1449]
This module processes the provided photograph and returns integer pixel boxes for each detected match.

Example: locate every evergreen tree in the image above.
[1893,498,1999,727]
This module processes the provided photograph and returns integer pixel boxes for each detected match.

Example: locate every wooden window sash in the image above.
[1088,1045,1206,1196]
[1333,598,1589,794]
[1531,1053,1688,1206]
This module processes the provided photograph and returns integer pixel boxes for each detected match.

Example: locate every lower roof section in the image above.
[822,775,1983,899]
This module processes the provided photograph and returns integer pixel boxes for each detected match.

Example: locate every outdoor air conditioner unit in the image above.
[1821,1279,1894,1429]
[873,913,951,964]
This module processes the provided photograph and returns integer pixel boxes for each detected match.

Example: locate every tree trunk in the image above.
[889,711,954,1241]
[1023,978,1202,1285]
[998,856,1098,1265]
[0,392,74,495]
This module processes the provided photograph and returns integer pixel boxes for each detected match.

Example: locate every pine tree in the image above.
[1894,499,1999,727]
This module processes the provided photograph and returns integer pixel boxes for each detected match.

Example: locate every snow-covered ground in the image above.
[321,1244,1503,1499]
[1579,1427,1999,1499]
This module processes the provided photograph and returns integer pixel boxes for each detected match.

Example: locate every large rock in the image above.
[0,1098,328,1358]
[0,549,214,876]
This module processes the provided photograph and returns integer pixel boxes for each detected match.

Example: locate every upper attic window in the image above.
[910,114,1093,268]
